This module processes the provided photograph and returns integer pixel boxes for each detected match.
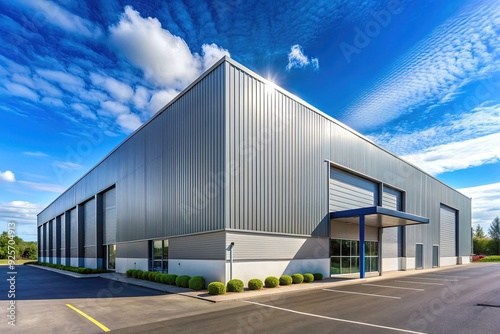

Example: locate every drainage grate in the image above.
[476,303,500,308]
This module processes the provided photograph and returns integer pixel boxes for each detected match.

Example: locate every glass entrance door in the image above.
[107,244,116,270]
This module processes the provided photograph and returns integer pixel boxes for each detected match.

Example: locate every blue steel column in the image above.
[359,215,365,279]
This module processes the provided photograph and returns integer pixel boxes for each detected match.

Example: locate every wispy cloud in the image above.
[23,151,49,157]
[0,171,16,182]
[342,0,500,129]
[0,200,45,223]
[286,44,319,71]
[18,180,66,193]
[52,161,83,170]
[402,132,500,175]
[16,0,102,38]
[459,182,500,228]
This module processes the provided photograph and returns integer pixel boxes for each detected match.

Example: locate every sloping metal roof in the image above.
[330,206,429,228]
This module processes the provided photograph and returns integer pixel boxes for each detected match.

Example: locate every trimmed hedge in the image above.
[227,279,244,292]
[291,273,304,284]
[165,274,178,285]
[313,273,324,280]
[303,273,314,283]
[189,276,206,290]
[29,261,109,274]
[264,276,279,288]
[176,275,191,288]
[248,278,264,290]
[208,282,226,295]
[279,275,293,286]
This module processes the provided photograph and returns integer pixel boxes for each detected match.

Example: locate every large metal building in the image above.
[37,57,471,283]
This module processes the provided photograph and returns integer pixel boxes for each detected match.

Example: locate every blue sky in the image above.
[1,0,499,241]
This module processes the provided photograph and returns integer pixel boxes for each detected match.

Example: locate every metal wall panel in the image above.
[103,187,117,245]
[38,63,227,243]
[116,241,148,258]
[60,213,65,256]
[169,232,225,260]
[440,204,456,257]
[227,232,329,260]
[69,208,77,257]
[382,186,402,258]
[84,198,96,258]
[329,168,378,212]
[330,221,378,241]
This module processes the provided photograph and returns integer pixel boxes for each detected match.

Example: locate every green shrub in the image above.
[264,276,279,288]
[248,278,263,290]
[165,274,178,285]
[291,273,304,284]
[176,275,191,288]
[159,274,168,284]
[227,279,244,292]
[188,276,206,290]
[154,272,163,283]
[208,282,226,295]
[313,273,323,280]
[139,271,149,280]
[279,275,293,286]
[126,269,135,277]
[303,273,314,283]
[133,270,142,278]
[148,272,156,281]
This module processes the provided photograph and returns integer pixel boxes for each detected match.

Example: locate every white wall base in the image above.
[169,259,225,284]
[70,258,79,267]
[84,258,97,269]
[459,256,470,264]
[440,257,457,266]
[226,258,330,285]
[404,257,415,270]
[116,257,148,273]
[382,257,399,272]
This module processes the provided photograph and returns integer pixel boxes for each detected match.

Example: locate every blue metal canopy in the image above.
[330,206,429,279]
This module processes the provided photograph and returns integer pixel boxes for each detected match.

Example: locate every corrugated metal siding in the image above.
[382,186,402,258]
[51,219,56,255]
[331,221,378,241]
[440,204,456,257]
[38,63,227,242]
[169,232,225,260]
[227,232,329,260]
[84,199,96,258]
[70,208,77,257]
[116,241,148,258]
[60,213,65,255]
[38,226,42,259]
[103,187,117,245]
[330,168,378,212]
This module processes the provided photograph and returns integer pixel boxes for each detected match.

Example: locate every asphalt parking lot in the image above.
[1,263,499,333]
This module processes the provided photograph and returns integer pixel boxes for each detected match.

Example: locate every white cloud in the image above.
[402,132,500,175]
[148,89,178,115]
[201,43,230,70]
[52,161,83,170]
[372,104,500,155]
[71,103,96,119]
[3,82,38,101]
[286,44,319,71]
[23,152,48,157]
[459,182,500,228]
[117,113,143,133]
[109,6,229,89]
[133,86,150,110]
[17,0,102,38]
[18,181,66,193]
[343,1,500,129]
[0,171,16,182]
[90,73,134,102]
[100,100,130,115]
[41,97,64,107]
[0,200,46,223]
[36,69,86,91]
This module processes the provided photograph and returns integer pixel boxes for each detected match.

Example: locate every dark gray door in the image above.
[416,244,423,269]
[432,245,439,267]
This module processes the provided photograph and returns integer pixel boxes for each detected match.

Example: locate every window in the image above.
[107,244,116,270]
[330,239,378,275]
[149,239,168,273]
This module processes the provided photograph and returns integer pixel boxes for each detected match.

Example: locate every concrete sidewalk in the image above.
[27,263,474,303]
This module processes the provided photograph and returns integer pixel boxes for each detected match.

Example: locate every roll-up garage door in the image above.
[382,187,402,269]
[329,168,378,212]
[440,205,456,257]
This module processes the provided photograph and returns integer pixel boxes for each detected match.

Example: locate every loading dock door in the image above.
[432,245,439,267]
[329,168,378,212]
[440,205,457,257]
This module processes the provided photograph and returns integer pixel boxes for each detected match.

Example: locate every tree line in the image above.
[473,217,500,255]
[0,231,38,260]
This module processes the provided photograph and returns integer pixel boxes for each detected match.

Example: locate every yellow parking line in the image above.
[66,304,110,332]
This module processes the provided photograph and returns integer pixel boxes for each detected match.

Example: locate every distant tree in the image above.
[488,217,500,255]
[0,231,37,259]
[22,242,38,260]
[473,225,489,255]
